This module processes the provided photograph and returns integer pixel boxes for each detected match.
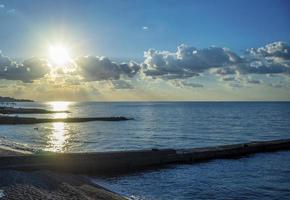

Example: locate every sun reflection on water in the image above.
[45,101,72,152]
[50,101,71,111]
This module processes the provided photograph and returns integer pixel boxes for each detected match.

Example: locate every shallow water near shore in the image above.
[0,102,290,199]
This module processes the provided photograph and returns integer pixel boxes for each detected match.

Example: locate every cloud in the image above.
[142,26,149,31]
[210,67,237,75]
[75,56,140,82]
[1,41,289,92]
[246,79,262,84]
[0,52,50,83]
[21,58,51,82]
[210,42,290,78]
[221,76,236,81]
[269,82,285,89]
[143,42,290,83]
[239,42,290,75]
[247,41,290,60]
[0,4,17,15]
[142,44,242,80]
[239,63,289,74]
[6,8,16,15]
[180,81,203,88]
[111,80,134,89]
[171,80,204,88]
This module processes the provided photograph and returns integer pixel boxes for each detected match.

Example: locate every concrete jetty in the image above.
[1,138,290,175]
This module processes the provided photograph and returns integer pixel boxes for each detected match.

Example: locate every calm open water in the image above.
[94,151,290,200]
[0,101,290,199]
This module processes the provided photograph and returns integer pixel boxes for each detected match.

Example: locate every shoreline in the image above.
[0,145,33,155]
[1,138,290,199]
[0,146,127,200]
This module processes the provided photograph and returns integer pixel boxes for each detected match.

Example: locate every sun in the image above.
[48,44,71,66]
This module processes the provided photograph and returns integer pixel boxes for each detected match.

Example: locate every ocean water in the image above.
[0,101,290,199]
[94,151,290,200]
[0,101,290,152]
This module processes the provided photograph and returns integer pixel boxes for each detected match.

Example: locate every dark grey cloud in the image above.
[211,67,237,76]
[238,63,289,75]
[75,56,140,81]
[213,63,289,76]
[0,52,50,83]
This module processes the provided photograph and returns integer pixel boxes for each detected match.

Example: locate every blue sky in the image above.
[1,0,290,58]
[0,0,290,101]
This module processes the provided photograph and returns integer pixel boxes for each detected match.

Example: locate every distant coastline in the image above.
[0,96,34,102]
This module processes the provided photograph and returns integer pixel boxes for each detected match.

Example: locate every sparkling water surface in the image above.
[0,102,290,199]
[0,102,289,152]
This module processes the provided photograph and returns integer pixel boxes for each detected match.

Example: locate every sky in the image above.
[0,0,290,101]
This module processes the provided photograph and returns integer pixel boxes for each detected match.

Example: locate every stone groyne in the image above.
[1,138,290,175]
[0,116,132,124]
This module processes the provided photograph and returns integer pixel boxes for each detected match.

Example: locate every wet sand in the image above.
[0,170,127,200]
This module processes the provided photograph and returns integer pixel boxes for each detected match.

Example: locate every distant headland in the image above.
[0,96,34,102]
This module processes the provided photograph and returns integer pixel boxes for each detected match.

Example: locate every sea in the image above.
[0,101,290,199]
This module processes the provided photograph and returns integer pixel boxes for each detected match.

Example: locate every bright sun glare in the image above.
[49,44,71,66]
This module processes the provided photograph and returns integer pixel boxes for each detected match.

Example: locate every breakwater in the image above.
[0,116,132,124]
[1,138,290,175]
[0,107,69,114]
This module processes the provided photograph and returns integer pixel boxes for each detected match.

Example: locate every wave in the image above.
[0,136,36,153]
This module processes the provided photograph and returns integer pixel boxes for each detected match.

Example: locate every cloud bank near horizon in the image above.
[0,41,289,91]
